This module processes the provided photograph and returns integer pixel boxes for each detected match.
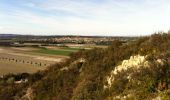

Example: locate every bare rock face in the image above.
[104,54,166,89]
[113,55,148,75]
[105,55,149,89]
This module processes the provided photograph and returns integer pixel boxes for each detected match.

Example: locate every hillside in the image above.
[0,32,170,100]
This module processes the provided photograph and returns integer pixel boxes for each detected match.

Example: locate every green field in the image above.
[36,48,81,56]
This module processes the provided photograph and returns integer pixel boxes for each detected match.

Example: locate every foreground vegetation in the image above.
[0,32,170,100]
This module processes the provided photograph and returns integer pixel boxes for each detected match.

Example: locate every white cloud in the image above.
[0,26,3,30]
[1,0,170,36]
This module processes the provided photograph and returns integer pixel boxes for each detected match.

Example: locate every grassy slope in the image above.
[31,33,170,100]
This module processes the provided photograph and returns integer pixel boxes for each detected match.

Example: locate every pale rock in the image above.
[105,55,148,88]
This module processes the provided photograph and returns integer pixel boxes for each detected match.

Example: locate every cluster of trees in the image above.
[0,32,170,100]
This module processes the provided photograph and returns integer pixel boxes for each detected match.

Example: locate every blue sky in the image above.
[0,0,170,36]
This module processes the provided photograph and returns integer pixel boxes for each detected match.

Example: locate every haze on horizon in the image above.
[0,0,170,36]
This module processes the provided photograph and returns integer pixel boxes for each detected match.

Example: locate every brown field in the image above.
[0,47,67,75]
[0,60,44,75]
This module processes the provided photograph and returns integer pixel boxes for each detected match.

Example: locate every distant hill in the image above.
[0,32,170,100]
[0,34,19,37]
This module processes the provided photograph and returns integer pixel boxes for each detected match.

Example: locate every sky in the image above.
[0,0,170,36]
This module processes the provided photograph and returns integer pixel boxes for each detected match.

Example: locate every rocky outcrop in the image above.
[105,55,166,89]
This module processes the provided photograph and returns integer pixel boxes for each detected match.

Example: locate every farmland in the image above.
[0,60,43,75]
[0,35,114,76]
[36,47,82,56]
[0,46,72,75]
[0,43,109,75]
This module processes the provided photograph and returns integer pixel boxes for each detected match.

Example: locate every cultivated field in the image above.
[0,47,69,75]
[0,60,43,75]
